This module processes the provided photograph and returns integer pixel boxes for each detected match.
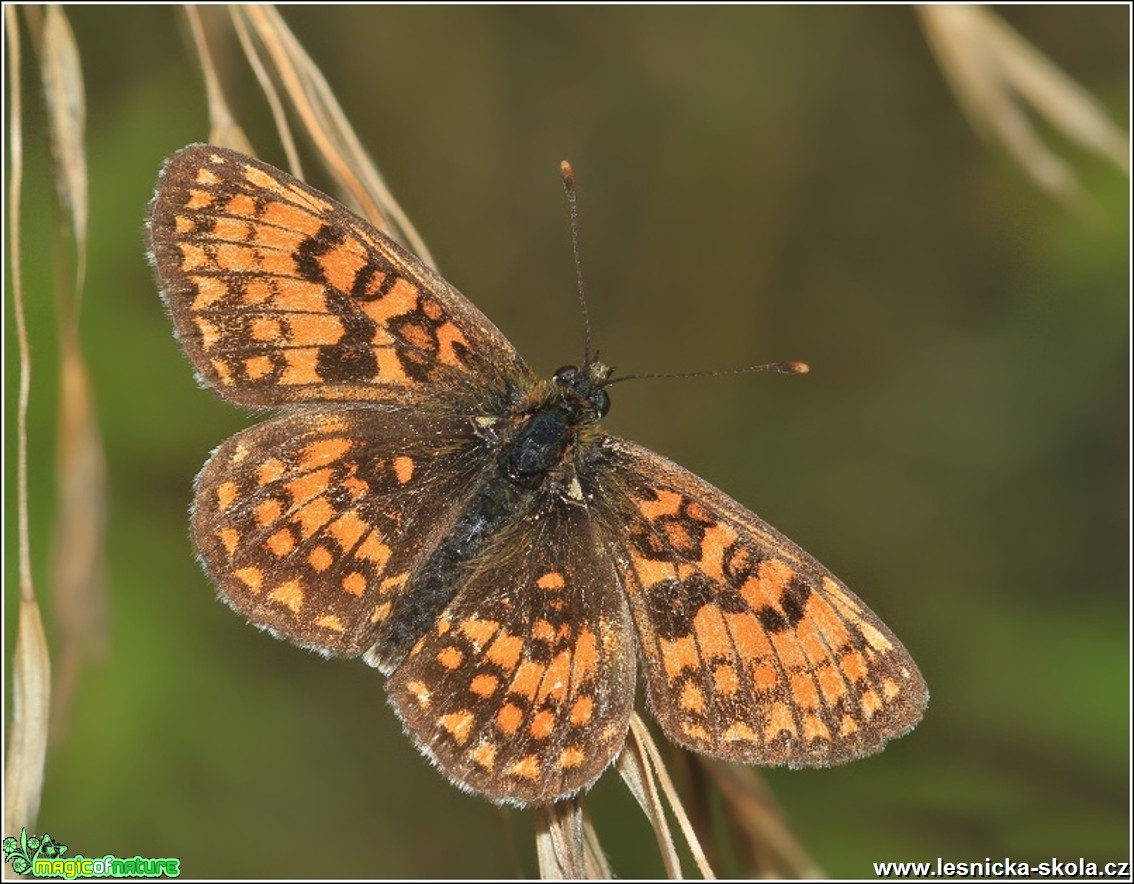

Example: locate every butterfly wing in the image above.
[148,144,532,407]
[192,405,492,658]
[386,498,636,805]
[596,437,928,767]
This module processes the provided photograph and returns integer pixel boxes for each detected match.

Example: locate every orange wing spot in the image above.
[627,551,674,589]
[770,629,808,671]
[292,496,335,539]
[224,192,256,218]
[243,277,274,305]
[370,601,391,624]
[272,278,327,313]
[258,458,286,485]
[313,614,345,633]
[713,663,740,696]
[210,358,234,386]
[288,313,345,347]
[195,167,220,185]
[530,710,556,740]
[216,481,239,512]
[189,275,227,310]
[569,695,594,726]
[379,572,408,595]
[459,617,500,650]
[684,501,713,522]
[421,297,443,320]
[508,755,541,781]
[286,466,332,504]
[244,355,273,380]
[496,703,524,735]
[881,677,901,701]
[558,747,585,769]
[681,681,705,713]
[803,590,851,649]
[260,200,326,237]
[375,348,410,385]
[268,580,304,613]
[317,240,368,295]
[356,531,392,569]
[723,722,758,743]
[435,321,471,368]
[797,627,832,668]
[327,510,368,552]
[186,188,214,209]
[697,522,738,584]
[487,633,525,672]
[790,672,821,710]
[739,559,797,610]
[210,216,252,242]
[362,276,418,323]
[405,679,430,707]
[437,646,463,670]
[840,649,868,683]
[469,741,497,770]
[342,475,368,500]
[341,571,366,596]
[251,222,305,253]
[392,455,414,484]
[802,714,831,742]
[213,242,255,273]
[234,566,264,593]
[532,619,556,642]
[637,487,683,520]
[571,625,598,683]
[398,320,433,351]
[536,571,565,591]
[281,348,322,386]
[682,721,711,743]
[508,661,544,700]
[663,520,692,552]
[839,714,859,736]
[692,604,734,661]
[751,661,780,691]
[659,634,699,680]
[724,611,774,661]
[816,663,847,704]
[254,499,282,527]
[307,545,334,572]
[439,709,475,746]
[860,689,883,719]
[216,527,240,556]
[193,316,220,350]
[469,674,499,698]
[266,528,296,557]
[536,651,571,704]
[763,702,797,741]
[859,621,893,653]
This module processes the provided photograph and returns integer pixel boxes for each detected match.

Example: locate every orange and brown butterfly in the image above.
[147,143,928,806]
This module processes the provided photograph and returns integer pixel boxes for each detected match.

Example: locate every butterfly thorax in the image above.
[500,362,612,490]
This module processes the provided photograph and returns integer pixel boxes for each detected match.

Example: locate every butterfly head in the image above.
[552,361,613,420]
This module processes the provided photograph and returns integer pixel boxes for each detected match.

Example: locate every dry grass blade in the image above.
[534,798,611,879]
[232,4,435,266]
[4,3,53,838]
[40,5,87,294]
[38,4,109,748]
[620,713,715,879]
[918,6,1129,202]
[701,759,823,878]
[183,5,253,154]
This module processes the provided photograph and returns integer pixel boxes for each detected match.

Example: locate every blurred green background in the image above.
[5,5,1128,878]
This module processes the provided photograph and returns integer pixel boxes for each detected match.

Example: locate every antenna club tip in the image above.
[783,361,810,375]
[559,160,576,189]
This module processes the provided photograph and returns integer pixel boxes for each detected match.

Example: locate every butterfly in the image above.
[147,144,927,806]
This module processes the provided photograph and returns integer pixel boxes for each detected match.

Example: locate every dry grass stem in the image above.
[184,5,253,155]
[918,6,1128,203]
[4,4,53,839]
[535,798,611,879]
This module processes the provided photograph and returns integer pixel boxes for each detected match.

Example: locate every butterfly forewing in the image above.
[148,144,531,407]
[598,437,928,767]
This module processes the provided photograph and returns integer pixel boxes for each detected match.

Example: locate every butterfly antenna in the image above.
[560,160,592,369]
[604,360,810,387]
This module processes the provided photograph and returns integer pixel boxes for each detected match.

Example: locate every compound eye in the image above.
[553,365,579,383]
[590,388,610,418]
